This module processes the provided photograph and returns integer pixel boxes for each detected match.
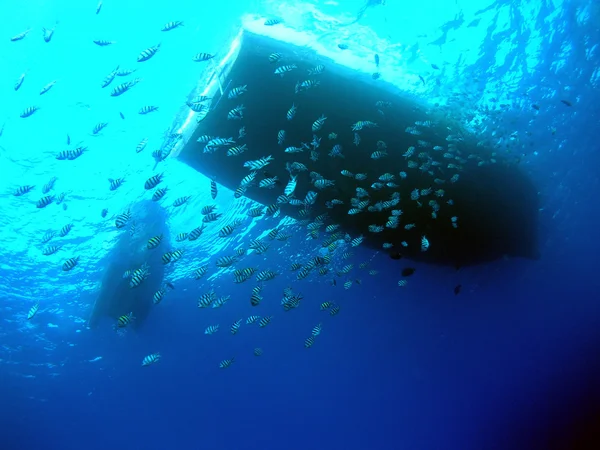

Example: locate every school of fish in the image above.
[9,7,490,370]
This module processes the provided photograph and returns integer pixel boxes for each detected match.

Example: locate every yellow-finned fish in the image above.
[147,234,163,249]
[320,301,332,310]
[116,312,134,328]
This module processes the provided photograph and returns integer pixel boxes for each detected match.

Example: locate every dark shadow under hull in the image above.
[88,201,170,329]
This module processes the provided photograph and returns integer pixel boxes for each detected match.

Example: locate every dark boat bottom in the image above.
[177,31,539,267]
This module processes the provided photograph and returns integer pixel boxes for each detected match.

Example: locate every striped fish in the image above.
[239,172,257,188]
[115,210,131,228]
[14,185,35,196]
[284,175,297,196]
[101,66,119,88]
[256,270,278,282]
[197,290,216,308]
[144,173,163,190]
[161,21,183,31]
[139,105,158,115]
[36,195,54,208]
[109,178,124,191]
[204,324,219,335]
[172,196,191,207]
[250,286,263,306]
[243,155,273,171]
[54,192,66,205]
[218,219,242,238]
[194,265,209,280]
[304,336,315,348]
[286,104,297,120]
[116,68,136,76]
[264,18,282,26]
[212,295,230,308]
[312,114,326,132]
[219,357,235,369]
[93,39,115,46]
[248,239,269,254]
[233,267,256,283]
[188,225,205,241]
[41,231,56,243]
[202,213,222,223]
[277,130,286,145]
[130,264,149,288]
[192,52,214,62]
[247,207,264,218]
[59,223,73,237]
[42,245,61,256]
[170,250,184,262]
[62,256,79,271]
[20,106,39,118]
[92,122,108,135]
[227,144,247,156]
[116,312,134,328]
[153,288,166,304]
[201,205,217,215]
[27,303,39,320]
[215,255,238,267]
[210,179,218,199]
[308,64,325,75]
[268,53,282,63]
[137,44,161,62]
[233,185,246,199]
[274,64,297,76]
[142,353,160,366]
[136,138,148,153]
[187,100,209,112]
[312,323,322,336]
[230,319,242,335]
[265,204,281,217]
[258,316,273,327]
[110,80,139,96]
[147,234,163,249]
[297,79,320,92]
[228,85,247,99]
[152,188,168,201]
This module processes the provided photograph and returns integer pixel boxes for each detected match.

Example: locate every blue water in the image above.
[1,0,600,449]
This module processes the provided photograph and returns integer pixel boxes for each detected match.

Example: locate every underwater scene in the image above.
[1,0,599,449]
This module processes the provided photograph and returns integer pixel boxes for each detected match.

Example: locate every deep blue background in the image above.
[3,210,600,450]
